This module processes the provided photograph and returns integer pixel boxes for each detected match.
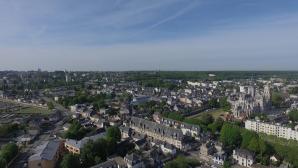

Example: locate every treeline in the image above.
[289,87,298,94]
[58,92,114,109]
[0,143,19,167]
[126,71,298,81]
[0,124,21,137]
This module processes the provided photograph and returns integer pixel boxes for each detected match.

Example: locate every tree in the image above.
[107,126,121,142]
[65,121,89,140]
[80,140,96,167]
[200,114,214,126]
[165,156,200,168]
[0,157,6,168]
[247,137,259,153]
[223,160,231,168]
[80,138,108,167]
[241,130,258,149]
[208,98,220,108]
[208,118,224,134]
[289,109,298,122]
[220,123,242,149]
[0,143,18,163]
[60,154,80,168]
[47,102,54,110]
[271,92,283,107]
[219,97,231,111]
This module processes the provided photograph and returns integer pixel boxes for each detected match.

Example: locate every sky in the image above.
[0,0,298,71]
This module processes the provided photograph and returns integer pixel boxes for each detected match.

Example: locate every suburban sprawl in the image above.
[0,71,298,168]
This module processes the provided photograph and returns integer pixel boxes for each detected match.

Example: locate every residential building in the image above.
[130,117,189,150]
[28,139,63,168]
[232,149,255,167]
[245,120,298,141]
[124,153,144,168]
[65,132,106,154]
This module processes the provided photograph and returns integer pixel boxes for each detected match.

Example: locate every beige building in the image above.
[245,120,298,141]
[232,149,255,167]
[65,132,106,154]
[28,140,63,168]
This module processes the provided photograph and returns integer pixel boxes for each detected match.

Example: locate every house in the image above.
[130,117,189,150]
[213,151,226,166]
[91,156,126,168]
[124,153,144,168]
[232,149,255,167]
[180,123,201,139]
[65,132,106,154]
[160,143,177,155]
[119,125,131,139]
[28,139,63,168]
[62,123,71,131]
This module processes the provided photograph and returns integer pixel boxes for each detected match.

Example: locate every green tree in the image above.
[247,137,259,153]
[65,121,89,140]
[0,143,18,163]
[200,114,214,126]
[0,157,7,168]
[208,118,224,134]
[271,92,283,107]
[165,156,200,168]
[208,98,220,108]
[241,130,258,149]
[107,126,121,142]
[289,109,298,122]
[80,140,96,167]
[220,123,242,149]
[47,102,54,110]
[60,154,80,168]
[219,97,231,111]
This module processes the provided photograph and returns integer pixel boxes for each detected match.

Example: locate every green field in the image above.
[16,106,52,115]
[188,108,227,119]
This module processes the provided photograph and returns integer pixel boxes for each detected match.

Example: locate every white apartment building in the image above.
[245,120,298,141]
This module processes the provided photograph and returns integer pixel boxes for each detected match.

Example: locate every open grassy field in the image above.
[187,108,227,119]
[16,106,52,115]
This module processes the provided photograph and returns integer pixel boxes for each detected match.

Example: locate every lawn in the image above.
[16,106,52,115]
[188,108,227,119]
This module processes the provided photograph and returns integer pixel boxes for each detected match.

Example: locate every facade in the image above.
[65,132,106,154]
[119,125,132,139]
[28,140,63,168]
[213,151,226,166]
[245,120,298,141]
[124,153,144,168]
[229,85,271,119]
[160,143,177,155]
[91,156,126,168]
[130,117,189,150]
[232,149,255,167]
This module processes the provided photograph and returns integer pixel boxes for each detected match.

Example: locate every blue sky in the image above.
[0,0,298,71]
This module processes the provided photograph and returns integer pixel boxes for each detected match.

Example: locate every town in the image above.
[0,71,297,168]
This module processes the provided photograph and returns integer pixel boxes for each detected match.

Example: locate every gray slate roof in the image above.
[65,132,106,149]
[29,139,61,161]
[130,117,184,140]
